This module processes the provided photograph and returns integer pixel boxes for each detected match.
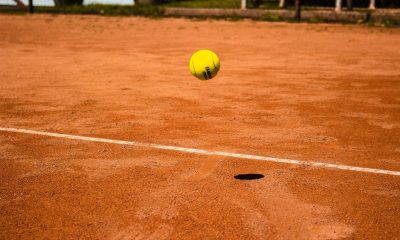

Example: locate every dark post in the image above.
[294,0,301,21]
[28,0,34,13]
[346,0,353,11]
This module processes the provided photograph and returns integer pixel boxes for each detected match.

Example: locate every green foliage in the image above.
[308,16,322,23]
[164,0,240,8]
[259,13,282,21]
[258,1,279,9]
[382,19,395,27]
[1,4,165,16]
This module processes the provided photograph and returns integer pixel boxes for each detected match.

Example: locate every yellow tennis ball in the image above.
[189,49,220,80]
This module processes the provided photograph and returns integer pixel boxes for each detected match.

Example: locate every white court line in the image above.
[0,127,399,176]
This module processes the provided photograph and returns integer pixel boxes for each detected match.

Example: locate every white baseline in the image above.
[0,127,399,176]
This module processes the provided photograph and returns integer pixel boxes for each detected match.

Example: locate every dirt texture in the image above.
[0,14,400,239]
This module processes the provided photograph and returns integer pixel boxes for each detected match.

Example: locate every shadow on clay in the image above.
[234,173,264,180]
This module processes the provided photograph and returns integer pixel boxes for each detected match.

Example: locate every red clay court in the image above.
[1,14,400,239]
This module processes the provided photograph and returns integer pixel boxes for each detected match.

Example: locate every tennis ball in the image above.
[189,50,220,80]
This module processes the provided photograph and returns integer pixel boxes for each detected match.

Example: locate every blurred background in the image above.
[0,0,399,8]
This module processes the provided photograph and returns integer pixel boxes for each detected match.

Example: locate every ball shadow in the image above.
[234,173,264,180]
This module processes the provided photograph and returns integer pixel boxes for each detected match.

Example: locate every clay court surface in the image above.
[1,14,400,239]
